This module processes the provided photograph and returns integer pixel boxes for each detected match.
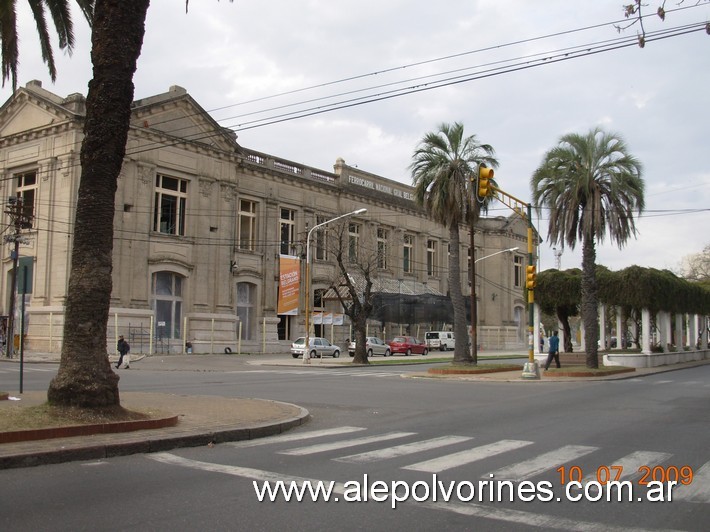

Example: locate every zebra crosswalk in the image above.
[625,377,710,388]
[224,425,710,503]
[239,368,407,379]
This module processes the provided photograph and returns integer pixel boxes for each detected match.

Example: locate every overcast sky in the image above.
[3,0,708,274]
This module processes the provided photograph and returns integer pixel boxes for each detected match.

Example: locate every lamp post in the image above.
[470,246,519,359]
[304,208,366,363]
[474,247,519,264]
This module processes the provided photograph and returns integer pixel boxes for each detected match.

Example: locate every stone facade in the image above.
[0,81,532,355]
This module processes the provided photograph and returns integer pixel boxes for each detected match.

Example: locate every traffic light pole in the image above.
[521,202,540,379]
[480,183,540,379]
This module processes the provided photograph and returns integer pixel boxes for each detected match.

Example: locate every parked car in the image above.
[348,336,391,357]
[388,336,429,356]
[425,331,455,351]
[291,337,341,358]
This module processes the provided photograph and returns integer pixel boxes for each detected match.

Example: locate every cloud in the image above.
[2,0,708,273]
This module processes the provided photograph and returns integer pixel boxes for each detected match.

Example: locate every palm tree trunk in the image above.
[581,236,600,368]
[48,0,151,407]
[449,225,472,364]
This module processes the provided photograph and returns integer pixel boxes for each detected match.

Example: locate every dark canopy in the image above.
[371,292,454,325]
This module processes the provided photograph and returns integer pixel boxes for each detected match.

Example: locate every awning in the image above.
[323,274,444,300]
[323,274,452,325]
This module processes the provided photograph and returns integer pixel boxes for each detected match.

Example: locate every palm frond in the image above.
[0,0,19,89]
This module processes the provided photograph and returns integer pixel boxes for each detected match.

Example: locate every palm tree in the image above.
[5,1,230,408]
[531,127,644,368]
[47,0,151,407]
[410,122,497,364]
[0,0,94,91]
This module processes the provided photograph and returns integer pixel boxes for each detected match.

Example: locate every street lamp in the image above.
[470,246,519,359]
[305,208,367,364]
[474,247,519,264]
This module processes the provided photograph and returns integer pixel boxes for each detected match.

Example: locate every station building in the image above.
[0,81,532,354]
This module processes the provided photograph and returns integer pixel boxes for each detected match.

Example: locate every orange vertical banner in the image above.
[278,255,300,315]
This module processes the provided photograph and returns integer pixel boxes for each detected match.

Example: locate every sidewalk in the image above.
[0,382,309,470]
[1,352,708,470]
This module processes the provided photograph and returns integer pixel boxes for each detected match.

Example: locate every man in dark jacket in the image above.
[116,335,131,369]
[544,331,560,370]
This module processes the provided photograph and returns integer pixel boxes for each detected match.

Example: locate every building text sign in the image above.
[348,175,414,201]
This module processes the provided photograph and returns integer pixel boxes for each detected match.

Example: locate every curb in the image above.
[543,367,636,378]
[427,366,521,375]
[0,403,310,470]
[0,414,180,444]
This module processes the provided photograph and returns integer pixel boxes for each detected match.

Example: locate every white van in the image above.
[425,331,455,351]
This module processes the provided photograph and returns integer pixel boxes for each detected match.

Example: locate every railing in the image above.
[243,149,336,183]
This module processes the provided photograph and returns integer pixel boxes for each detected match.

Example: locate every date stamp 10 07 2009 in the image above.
[557,464,694,486]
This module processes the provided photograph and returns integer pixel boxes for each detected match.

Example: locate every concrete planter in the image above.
[604,349,710,368]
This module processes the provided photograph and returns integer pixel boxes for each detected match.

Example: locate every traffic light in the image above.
[478,167,494,198]
[526,265,537,290]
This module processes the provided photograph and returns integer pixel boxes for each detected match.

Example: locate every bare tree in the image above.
[324,219,379,365]
[617,1,710,48]
[679,243,710,284]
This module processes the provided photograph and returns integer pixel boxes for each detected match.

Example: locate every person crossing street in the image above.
[116,335,131,369]
[544,331,560,370]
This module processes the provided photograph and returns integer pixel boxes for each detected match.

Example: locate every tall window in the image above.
[16,170,37,228]
[377,227,388,270]
[154,174,187,236]
[280,207,296,255]
[152,271,184,339]
[314,288,326,337]
[238,199,257,251]
[348,223,360,262]
[277,315,292,341]
[427,239,438,276]
[315,215,328,261]
[236,282,256,340]
[514,255,524,288]
[403,234,414,274]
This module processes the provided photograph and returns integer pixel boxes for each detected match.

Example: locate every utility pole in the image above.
[4,196,31,358]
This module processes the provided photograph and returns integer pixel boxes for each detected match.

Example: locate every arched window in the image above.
[152,271,184,339]
[236,282,257,340]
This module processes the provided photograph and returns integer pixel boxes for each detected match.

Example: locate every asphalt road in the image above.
[1,357,708,531]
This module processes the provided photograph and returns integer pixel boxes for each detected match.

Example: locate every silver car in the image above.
[348,336,391,357]
[291,337,341,359]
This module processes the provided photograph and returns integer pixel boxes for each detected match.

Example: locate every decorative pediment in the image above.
[0,87,77,139]
[130,86,239,153]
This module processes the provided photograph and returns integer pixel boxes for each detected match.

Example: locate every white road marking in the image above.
[673,461,710,503]
[404,439,533,473]
[335,435,472,463]
[575,450,672,491]
[228,426,367,448]
[486,445,598,481]
[148,453,677,532]
[279,431,416,456]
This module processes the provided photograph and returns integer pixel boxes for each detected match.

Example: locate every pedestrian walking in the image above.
[544,330,560,370]
[116,335,131,369]
[539,332,545,353]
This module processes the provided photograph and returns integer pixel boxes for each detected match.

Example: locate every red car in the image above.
[388,336,429,356]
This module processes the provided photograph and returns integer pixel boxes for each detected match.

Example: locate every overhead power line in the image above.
[2,6,707,177]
